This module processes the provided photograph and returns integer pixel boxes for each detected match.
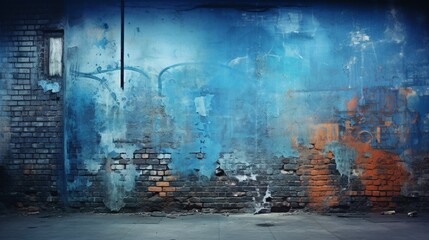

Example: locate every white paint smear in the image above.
[228,56,248,66]
[277,12,302,34]
[350,31,370,46]
[194,95,214,117]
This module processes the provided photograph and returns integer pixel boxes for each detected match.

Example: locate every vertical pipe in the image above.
[120,0,125,89]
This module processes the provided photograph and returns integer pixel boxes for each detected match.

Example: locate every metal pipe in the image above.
[120,0,125,89]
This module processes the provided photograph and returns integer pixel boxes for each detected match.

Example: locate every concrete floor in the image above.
[1,211,428,240]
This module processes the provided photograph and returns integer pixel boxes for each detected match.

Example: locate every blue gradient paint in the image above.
[64,0,429,205]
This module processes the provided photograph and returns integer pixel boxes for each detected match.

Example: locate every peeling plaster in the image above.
[217,150,252,176]
[350,31,370,46]
[103,162,139,211]
[38,80,61,93]
[194,95,214,117]
[325,141,357,178]
[254,185,272,213]
[234,173,258,182]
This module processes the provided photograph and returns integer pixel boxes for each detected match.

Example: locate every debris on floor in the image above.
[150,211,167,217]
[408,211,418,217]
[381,210,396,215]
[254,208,270,214]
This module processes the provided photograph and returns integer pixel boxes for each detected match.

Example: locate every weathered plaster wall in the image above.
[65,0,429,212]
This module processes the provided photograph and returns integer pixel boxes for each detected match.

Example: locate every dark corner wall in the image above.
[0,0,65,210]
[1,0,429,213]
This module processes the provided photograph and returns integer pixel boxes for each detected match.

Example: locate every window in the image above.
[48,37,63,77]
[43,30,63,79]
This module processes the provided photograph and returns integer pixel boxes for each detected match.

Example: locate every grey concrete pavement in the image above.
[1,211,428,240]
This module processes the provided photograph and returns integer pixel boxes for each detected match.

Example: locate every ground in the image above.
[1,211,428,240]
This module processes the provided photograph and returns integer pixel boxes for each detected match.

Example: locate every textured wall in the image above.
[63,0,429,212]
[1,0,426,212]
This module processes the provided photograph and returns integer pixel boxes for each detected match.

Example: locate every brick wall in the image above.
[63,144,425,213]
[66,148,274,213]
[0,0,64,210]
[1,0,428,214]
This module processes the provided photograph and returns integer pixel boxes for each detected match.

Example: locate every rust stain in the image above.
[345,120,352,129]
[310,123,339,150]
[346,96,358,114]
[399,87,414,96]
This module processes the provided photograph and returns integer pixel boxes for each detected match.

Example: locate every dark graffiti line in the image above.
[73,66,150,104]
[73,72,119,105]
[157,62,234,96]
[76,66,150,79]
[120,0,125,89]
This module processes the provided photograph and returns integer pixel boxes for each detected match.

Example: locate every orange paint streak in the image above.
[346,96,358,112]
[302,122,409,211]
[346,96,358,115]
[342,132,409,210]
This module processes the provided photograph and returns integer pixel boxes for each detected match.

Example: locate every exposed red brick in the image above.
[156,181,169,187]
[148,186,162,192]
[162,187,176,192]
